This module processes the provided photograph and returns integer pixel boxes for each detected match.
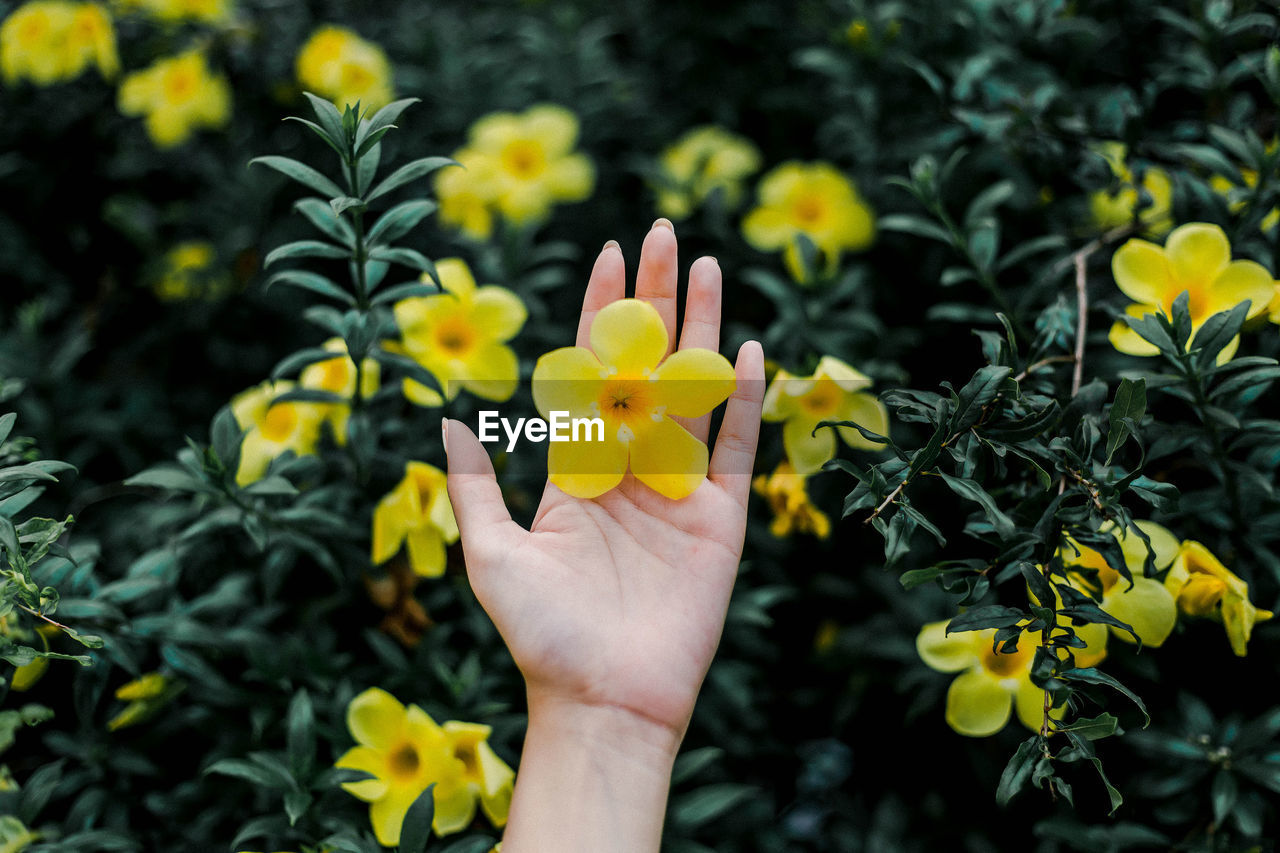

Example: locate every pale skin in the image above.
[442,218,765,852]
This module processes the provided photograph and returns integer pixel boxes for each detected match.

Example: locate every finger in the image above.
[709,341,765,504]
[672,256,722,443]
[634,218,679,355]
[442,418,525,565]
[576,241,626,347]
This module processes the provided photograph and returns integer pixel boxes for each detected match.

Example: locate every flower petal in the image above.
[1111,238,1171,305]
[436,257,478,299]
[1165,223,1230,285]
[742,206,794,251]
[432,779,479,836]
[630,417,709,500]
[761,370,813,422]
[1209,259,1274,320]
[402,377,446,407]
[783,415,835,476]
[835,391,889,450]
[547,425,628,498]
[1103,577,1177,647]
[470,286,528,341]
[546,154,595,201]
[813,356,872,392]
[532,346,607,419]
[915,620,978,673]
[369,785,419,847]
[1108,306,1161,357]
[1223,595,1271,657]
[405,525,446,578]
[1121,520,1181,572]
[1072,620,1110,668]
[648,349,736,417]
[335,746,389,802]
[459,342,519,402]
[589,299,669,374]
[945,669,1013,737]
[347,687,406,751]
[1013,675,1063,732]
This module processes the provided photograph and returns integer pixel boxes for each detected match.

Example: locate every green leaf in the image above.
[1061,667,1150,726]
[672,747,724,785]
[396,784,436,853]
[330,196,367,217]
[1059,713,1119,740]
[0,461,75,484]
[877,214,954,245]
[996,736,1040,806]
[1105,377,1146,464]
[370,281,442,306]
[205,758,290,790]
[366,200,437,245]
[284,789,312,826]
[1193,302,1249,369]
[264,240,351,268]
[949,366,1012,434]
[369,347,443,396]
[250,156,344,199]
[265,270,355,305]
[287,689,315,780]
[670,783,757,828]
[946,605,1026,634]
[294,198,355,246]
[302,92,348,150]
[270,347,343,380]
[124,465,203,492]
[366,156,457,202]
[283,116,345,159]
[354,97,420,157]
[937,471,1016,539]
[356,141,381,195]
[0,412,16,444]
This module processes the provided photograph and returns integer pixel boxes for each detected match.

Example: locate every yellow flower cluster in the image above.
[335,687,514,845]
[298,337,380,445]
[1089,141,1173,237]
[295,25,393,112]
[392,258,526,407]
[654,125,761,220]
[229,381,323,486]
[1210,141,1280,235]
[742,161,875,283]
[152,242,232,302]
[118,49,230,147]
[371,461,459,579]
[1108,222,1273,362]
[121,0,232,25]
[752,461,831,539]
[0,0,117,85]
[107,671,179,731]
[436,104,595,239]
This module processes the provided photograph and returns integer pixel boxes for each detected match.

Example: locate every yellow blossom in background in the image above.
[916,623,1060,737]
[437,104,594,236]
[107,671,179,731]
[531,299,736,500]
[393,258,525,406]
[1210,172,1279,235]
[1,1,118,85]
[371,461,459,578]
[299,337,380,444]
[335,688,513,843]
[118,50,230,147]
[6,624,58,692]
[0,818,39,851]
[654,125,762,220]
[1059,520,1180,650]
[126,0,232,25]
[761,355,887,476]
[752,461,830,538]
[295,25,393,111]
[153,241,233,301]
[1165,541,1273,656]
[1108,223,1274,362]
[742,161,875,283]
[1089,142,1174,237]
[229,380,325,486]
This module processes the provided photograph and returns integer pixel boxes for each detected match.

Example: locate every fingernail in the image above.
[603,239,620,252]
[707,256,719,265]
[653,217,674,232]
[441,418,449,454]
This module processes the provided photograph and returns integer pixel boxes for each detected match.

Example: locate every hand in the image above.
[443,220,764,852]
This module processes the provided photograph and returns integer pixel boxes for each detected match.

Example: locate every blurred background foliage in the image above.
[1,0,1279,850]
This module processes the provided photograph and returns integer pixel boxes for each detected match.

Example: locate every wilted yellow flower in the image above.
[531,299,736,500]
[295,25,393,111]
[127,0,232,25]
[118,50,230,147]
[761,356,887,476]
[6,624,58,692]
[371,461,459,578]
[393,258,526,406]
[654,126,761,220]
[153,241,233,301]
[742,161,875,283]
[1210,171,1279,235]
[1089,142,1174,237]
[299,337,380,444]
[1108,223,1274,362]
[1165,541,1273,656]
[335,688,513,843]
[752,461,830,538]
[1060,520,1180,648]
[107,671,179,731]
[229,380,325,486]
[437,104,594,235]
[1,1,117,85]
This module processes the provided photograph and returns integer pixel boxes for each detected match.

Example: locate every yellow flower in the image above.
[761,356,888,476]
[1165,541,1273,657]
[654,125,762,220]
[1108,222,1274,362]
[437,104,594,234]
[6,625,58,692]
[117,50,231,147]
[299,337,380,444]
[335,688,513,843]
[916,623,1053,737]
[107,671,179,731]
[394,258,526,405]
[741,161,875,283]
[1060,520,1181,648]
[751,461,830,538]
[371,461,459,578]
[129,0,232,25]
[1209,140,1279,235]
[0,1,117,85]
[531,299,736,500]
[1089,142,1174,237]
[0,817,39,852]
[153,241,233,301]
[229,380,325,486]
[295,25,393,111]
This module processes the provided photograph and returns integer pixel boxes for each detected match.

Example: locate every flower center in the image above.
[502,141,546,178]
[455,742,478,777]
[979,641,1032,679]
[314,358,353,393]
[597,378,655,427]
[340,61,374,91]
[1164,285,1209,323]
[18,17,48,45]
[259,404,297,442]
[410,468,435,510]
[389,743,420,778]
[798,379,841,417]
[793,195,826,226]
[434,317,476,357]
[165,67,198,101]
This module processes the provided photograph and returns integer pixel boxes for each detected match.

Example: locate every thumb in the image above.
[443,418,523,561]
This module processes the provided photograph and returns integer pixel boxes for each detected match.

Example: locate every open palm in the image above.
[444,221,764,740]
